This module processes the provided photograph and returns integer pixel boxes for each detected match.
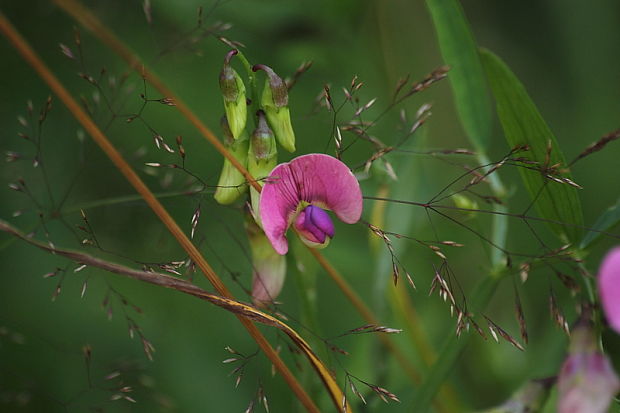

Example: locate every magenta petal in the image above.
[598,246,620,334]
[260,154,363,255]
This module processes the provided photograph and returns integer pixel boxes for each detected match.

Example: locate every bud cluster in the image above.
[212,50,300,306]
[214,50,297,207]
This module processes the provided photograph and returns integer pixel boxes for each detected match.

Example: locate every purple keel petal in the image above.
[293,205,335,245]
[599,246,620,333]
[307,205,335,238]
[260,154,362,255]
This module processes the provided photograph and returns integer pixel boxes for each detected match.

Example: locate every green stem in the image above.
[476,153,508,269]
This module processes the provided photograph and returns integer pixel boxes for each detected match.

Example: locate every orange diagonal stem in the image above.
[0,13,336,413]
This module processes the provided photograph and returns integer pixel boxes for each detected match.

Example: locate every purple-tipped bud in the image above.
[248,111,278,223]
[254,64,295,152]
[219,50,247,139]
[598,246,620,334]
[293,205,335,249]
[557,322,620,413]
[220,50,240,102]
[250,110,276,160]
[253,64,288,107]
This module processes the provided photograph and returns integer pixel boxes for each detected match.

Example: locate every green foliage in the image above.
[481,48,584,244]
[426,0,492,153]
[581,197,620,249]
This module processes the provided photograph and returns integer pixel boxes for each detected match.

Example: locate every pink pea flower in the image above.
[259,153,363,255]
[557,322,620,413]
[598,246,620,333]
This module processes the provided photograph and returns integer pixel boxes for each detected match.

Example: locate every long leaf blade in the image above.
[480,48,584,243]
[426,0,492,152]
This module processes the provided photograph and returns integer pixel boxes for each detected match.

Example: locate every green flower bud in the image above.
[214,116,249,205]
[452,193,479,216]
[219,50,247,140]
[253,64,296,153]
[249,110,277,160]
[248,110,277,224]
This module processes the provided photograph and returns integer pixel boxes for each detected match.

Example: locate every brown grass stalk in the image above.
[0,13,347,412]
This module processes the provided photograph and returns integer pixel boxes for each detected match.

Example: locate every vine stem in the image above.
[50,0,426,395]
[0,13,335,413]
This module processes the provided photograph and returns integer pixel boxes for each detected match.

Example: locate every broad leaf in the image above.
[481,48,584,244]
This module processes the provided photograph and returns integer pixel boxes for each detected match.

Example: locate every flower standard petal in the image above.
[260,154,362,255]
[289,154,363,223]
[599,246,620,333]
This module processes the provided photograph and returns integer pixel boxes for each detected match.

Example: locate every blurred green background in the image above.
[1,0,620,411]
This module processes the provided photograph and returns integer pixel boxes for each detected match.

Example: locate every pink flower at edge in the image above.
[557,322,620,413]
[598,246,620,334]
[259,153,363,255]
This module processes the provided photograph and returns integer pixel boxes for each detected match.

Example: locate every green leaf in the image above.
[426,0,492,152]
[480,48,584,244]
[580,197,620,249]
[411,3,511,410]
[426,0,507,268]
